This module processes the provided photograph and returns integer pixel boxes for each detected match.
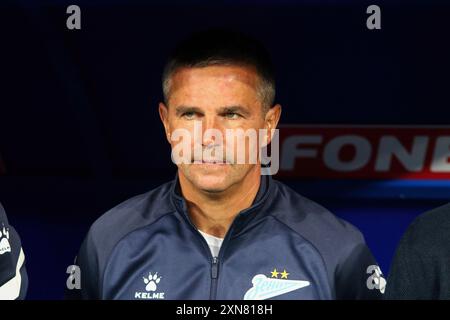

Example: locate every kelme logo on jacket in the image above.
[134,272,165,299]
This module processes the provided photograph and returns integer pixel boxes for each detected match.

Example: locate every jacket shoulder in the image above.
[78,181,176,291]
[88,181,175,249]
[270,181,380,298]
[399,202,450,253]
[271,180,366,248]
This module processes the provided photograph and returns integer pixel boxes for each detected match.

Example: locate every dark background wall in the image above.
[1,0,449,299]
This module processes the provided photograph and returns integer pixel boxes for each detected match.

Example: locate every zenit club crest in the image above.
[244,268,310,300]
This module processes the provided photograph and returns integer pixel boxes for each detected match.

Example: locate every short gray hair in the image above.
[162,29,276,112]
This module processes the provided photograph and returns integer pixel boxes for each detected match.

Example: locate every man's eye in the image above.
[182,112,196,119]
[224,112,241,119]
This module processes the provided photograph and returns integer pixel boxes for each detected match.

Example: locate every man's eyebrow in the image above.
[218,106,251,117]
[175,106,203,116]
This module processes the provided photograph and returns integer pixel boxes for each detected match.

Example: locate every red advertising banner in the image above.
[277,125,450,179]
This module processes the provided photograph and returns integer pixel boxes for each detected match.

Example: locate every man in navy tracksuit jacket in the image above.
[69,29,385,300]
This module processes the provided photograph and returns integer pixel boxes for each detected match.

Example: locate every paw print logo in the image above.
[0,224,11,255]
[143,272,162,292]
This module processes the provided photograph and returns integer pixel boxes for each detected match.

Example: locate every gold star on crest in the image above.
[270,268,279,278]
[280,269,289,279]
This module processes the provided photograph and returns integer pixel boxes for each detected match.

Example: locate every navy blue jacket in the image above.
[69,175,385,300]
[0,202,28,300]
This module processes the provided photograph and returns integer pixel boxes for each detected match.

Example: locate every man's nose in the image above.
[201,116,223,147]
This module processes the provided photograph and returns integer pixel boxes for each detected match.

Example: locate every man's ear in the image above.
[159,102,171,144]
[264,104,282,145]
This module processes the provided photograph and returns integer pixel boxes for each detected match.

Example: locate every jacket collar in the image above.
[170,172,274,235]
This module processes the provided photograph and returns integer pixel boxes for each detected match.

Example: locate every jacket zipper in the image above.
[183,217,222,300]
[210,256,219,300]
[177,199,254,300]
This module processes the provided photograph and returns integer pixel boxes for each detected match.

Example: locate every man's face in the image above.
[159,65,280,194]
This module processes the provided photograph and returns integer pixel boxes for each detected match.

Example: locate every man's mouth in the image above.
[192,159,229,165]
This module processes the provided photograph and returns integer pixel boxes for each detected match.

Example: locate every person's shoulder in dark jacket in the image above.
[385,202,450,299]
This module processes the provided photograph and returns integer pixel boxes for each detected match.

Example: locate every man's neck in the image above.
[179,168,261,239]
